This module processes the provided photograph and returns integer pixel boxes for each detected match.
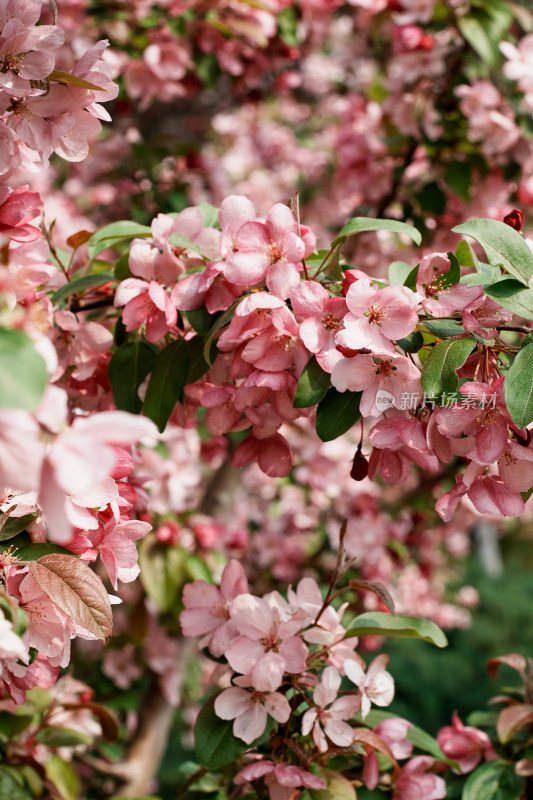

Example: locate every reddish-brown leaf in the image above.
[351,728,399,774]
[349,579,396,615]
[497,704,533,744]
[66,230,93,249]
[487,654,526,679]
[29,554,112,643]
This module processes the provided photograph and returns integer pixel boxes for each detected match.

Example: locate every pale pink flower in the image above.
[102,644,142,689]
[416,253,480,317]
[171,261,244,314]
[335,279,419,355]
[437,711,493,774]
[331,353,421,417]
[53,309,113,380]
[364,717,413,790]
[226,593,308,689]
[463,293,512,340]
[215,678,291,744]
[180,560,249,657]
[344,654,395,719]
[68,518,151,589]
[301,666,360,752]
[224,203,305,299]
[498,439,533,492]
[290,280,348,372]
[436,465,525,521]
[0,609,28,667]
[394,756,446,800]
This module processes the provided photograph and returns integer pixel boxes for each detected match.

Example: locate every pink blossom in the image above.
[437,711,493,773]
[0,608,28,666]
[394,756,446,800]
[335,279,419,355]
[301,666,360,752]
[180,560,249,657]
[215,678,291,744]
[344,654,395,719]
[231,432,294,478]
[114,278,177,342]
[331,353,421,417]
[68,518,151,589]
[224,203,305,299]
[226,593,308,689]
[234,760,326,800]
[463,293,512,340]
[53,310,113,380]
[498,439,533,492]
[290,280,348,372]
[416,253,480,317]
[0,185,42,242]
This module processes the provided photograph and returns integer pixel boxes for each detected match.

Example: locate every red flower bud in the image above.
[503,208,523,232]
[350,448,368,481]
[336,344,360,357]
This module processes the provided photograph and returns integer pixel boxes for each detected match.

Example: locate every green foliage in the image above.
[457,0,514,66]
[138,537,185,612]
[484,279,533,322]
[420,337,476,397]
[388,260,413,286]
[108,340,157,413]
[0,513,38,542]
[315,388,362,441]
[453,219,533,286]
[504,343,533,428]
[50,272,115,304]
[294,356,331,408]
[143,339,190,431]
[0,329,47,411]
[332,217,422,249]
[462,760,523,800]
[194,694,248,768]
[87,220,151,259]
[345,612,448,647]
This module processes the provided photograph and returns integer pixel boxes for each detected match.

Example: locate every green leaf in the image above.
[203,299,241,366]
[332,218,421,249]
[0,767,33,800]
[36,727,92,747]
[47,69,104,90]
[196,200,219,228]
[457,0,513,66]
[51,272,115,304]
[194,694,248,768]
[143,339,190,432]
[0,329,47,411]
[294,357,331,408]
[185,335,211,384]
[456,239,476,267]
[504,343,533,428]
[453,219,533,286]
[421,338,476,398]
[422,319,465,337]
[108,341,157,414]
[315,389,362,442]
[396,331,424,353]
[445,162,471,203]
[43,755,80,800]
[415,182,446,215]
[403,264,419,291]
[87,221,152,259]
[14,543,78,561]
[0,513,38,542]
[463,760,514,800]
[168,233,205,256]
[345,612,448,647]
[388,261,413,286]
[184,307,213,334]
[0,712,34,740]
[484,279,533,322]
[139,538,185,612]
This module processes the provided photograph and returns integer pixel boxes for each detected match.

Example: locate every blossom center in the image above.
[260,631,281,652]
[322,312,340,331]
[375,360,396,379]
[366,304,387,325]
[268,241,283,262]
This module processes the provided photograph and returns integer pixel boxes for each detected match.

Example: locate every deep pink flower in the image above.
[437,711,493,773]
[234,760,326,800]
[0,185,42,242]
[290,280,348,372]
[114,278,177,342]
[416,253,480,317]
[394,756,446,800]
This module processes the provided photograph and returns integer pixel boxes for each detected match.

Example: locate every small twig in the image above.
[175,767,209,800]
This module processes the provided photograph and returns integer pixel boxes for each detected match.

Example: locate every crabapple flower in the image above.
[114,278,177,342]
[416,253,480,317]
[394,756,446,800]
[0,609,28,667]
[462,293,512,340]
[0,186,42,242]
[436,464,525,522]
[234,760,326,800]
[335,279,419,355]
[180,559,249,657]
[332,353,421,417]
[290,280,348,372]
[437,711,494,773]
[215,677,291,744]
[364,717,413,790]
[301,666,360,752]
[226,593,308,689]
[344,654,395,719]
[224,203,305,299]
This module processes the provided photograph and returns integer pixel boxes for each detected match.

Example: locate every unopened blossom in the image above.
[437,711,493,773]
[344,654,395,719]
[180,559,249,657]
[335,278,419,355]
[301,666,360,752]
